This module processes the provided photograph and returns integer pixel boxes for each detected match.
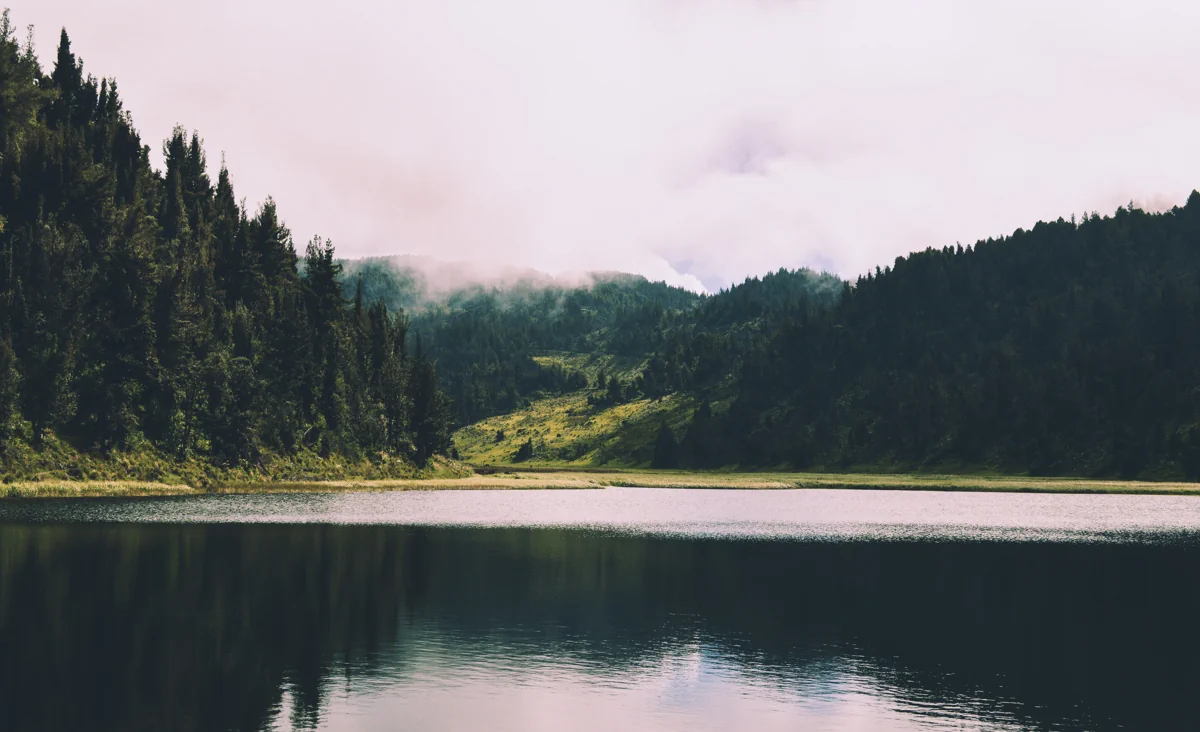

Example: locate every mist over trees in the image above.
[349,260,845,427]
[347,262,705,425]
[0,18,452,467]
[7,15,1200,482]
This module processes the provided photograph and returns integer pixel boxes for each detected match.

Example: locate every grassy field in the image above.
[3,481,200,498]
[6,469,1200,497]
[1,473,607,498]
[454,391,694,466]
[454,349,703,467]
[446,373,1200,495]
[579,470,1200,495]
[212,474,603,493]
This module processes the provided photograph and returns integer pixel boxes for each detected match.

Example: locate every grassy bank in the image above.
[590,470,1200,495]
[469,468,1200,495]
[454,390,695,466]
[212,474,604,493]
[0,431,476,496]
[6,468,1200,499]
[2,473,603,498]
[3,481,200,498]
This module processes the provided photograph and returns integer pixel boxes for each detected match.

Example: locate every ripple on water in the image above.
[3,487,1200,544]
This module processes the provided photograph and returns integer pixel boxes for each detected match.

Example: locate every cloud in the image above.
[15,0,1200,292]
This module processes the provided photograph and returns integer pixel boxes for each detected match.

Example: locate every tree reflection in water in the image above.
[1,524,1197,731]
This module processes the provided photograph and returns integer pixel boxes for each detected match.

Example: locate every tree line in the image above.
[658,196,1200,478]
[0,20,452,468]
[14,17,1197,480]
[349,262,708,425]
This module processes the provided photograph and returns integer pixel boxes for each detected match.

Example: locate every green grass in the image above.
[2,473,606,498]
[530,351,642,379]
[10,384,1200,497]
[448,367,1200,495]
[3,481,200,498]
[454,390,694,466]
[6,469,1200,497]
[213,474,603,493]
[462,468,1200,495]
[586,470,1200,494]
[0,430,475,489]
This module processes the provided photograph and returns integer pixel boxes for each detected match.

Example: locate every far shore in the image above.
[5,469,1200,498]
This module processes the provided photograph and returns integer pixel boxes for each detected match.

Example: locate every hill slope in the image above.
[341,258,842,429]
[0,20,454,478]
[435,197,1200,480]
[666,198,1200,479]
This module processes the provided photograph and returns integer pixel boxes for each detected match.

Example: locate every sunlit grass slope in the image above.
[3,481,199,498]
[9,471,1200,498]
[454,351,696,467]
[454,391,694,467]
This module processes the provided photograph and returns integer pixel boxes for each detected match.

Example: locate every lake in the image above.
[2,487,1199,731]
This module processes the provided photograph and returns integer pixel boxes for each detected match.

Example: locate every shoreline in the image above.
[5,470,1200,498]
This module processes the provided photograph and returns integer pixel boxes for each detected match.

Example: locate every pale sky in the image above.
[12,1,1200,292]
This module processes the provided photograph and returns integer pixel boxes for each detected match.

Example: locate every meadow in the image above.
[9,469,1200,498]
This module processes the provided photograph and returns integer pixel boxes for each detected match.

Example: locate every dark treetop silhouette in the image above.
[0,18,452,470]
[6,15,1200,481]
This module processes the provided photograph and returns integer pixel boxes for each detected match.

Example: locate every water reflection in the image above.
[1,522,1197,731]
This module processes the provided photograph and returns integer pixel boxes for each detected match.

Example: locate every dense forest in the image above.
[346,259,703,424]
[344,257,843,426]
[7,15,1200,482]
[0,18,453,473]
[663,197,1200,478]
[388,193,1200,480]
[346,191,1200,481]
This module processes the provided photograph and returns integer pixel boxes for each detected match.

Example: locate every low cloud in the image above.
[17,0,1200,292]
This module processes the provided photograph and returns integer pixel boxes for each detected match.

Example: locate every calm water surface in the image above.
[2,487,1198,731]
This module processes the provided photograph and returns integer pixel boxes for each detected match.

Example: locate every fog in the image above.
[342,254,629,310]
[14,0,1200,292]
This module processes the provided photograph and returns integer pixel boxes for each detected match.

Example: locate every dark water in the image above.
[2,488,1199,731]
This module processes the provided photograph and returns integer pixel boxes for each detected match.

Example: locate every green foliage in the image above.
[342,262,708,425]
[341,255,843,433]
[651,421,678,468]
[0,335,20,447]
[0,17,453,469]
[678,197,1200,478]
[453,194,1200,481]
[454,389,694,467]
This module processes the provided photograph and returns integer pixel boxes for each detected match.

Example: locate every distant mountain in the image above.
[339,257,845,427]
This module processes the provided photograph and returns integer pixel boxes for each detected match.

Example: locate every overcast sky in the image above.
[12,0,1200,291]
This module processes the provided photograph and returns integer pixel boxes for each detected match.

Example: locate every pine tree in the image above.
[409,355,451,465]
[47,29,84,127]
[0,17,458,470]
[651,421,678,468]
[0,334,20,446]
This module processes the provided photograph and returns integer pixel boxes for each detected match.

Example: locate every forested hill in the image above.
[340,257,844,426]
[439,198,1200,480]
[0,19,453,472]
[344,257,706,425]
[673,197,1200,478]
[11,18,1198,482]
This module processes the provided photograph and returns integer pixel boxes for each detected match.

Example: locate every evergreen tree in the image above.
[0,17,453,471]
[651,421,678,469]
[409,355,452,465]
[0,335,20,446]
